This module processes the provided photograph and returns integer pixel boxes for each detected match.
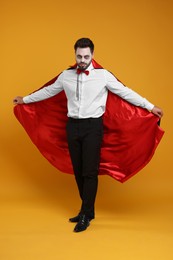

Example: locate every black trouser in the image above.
[66,116,103,219]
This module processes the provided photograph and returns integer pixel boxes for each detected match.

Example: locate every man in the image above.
[13,38,163,233]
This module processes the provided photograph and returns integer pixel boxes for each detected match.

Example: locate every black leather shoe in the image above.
[69,214,94,223]
[69,214,81,223]
[73,215,90,232]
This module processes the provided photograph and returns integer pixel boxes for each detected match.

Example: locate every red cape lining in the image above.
[14,60,164,182]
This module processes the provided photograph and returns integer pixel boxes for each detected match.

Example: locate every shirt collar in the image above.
[87,62,94,72]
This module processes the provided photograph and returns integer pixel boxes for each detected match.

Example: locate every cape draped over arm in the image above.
[14,60,164,183]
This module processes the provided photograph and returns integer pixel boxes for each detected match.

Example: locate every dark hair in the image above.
[74,38,94,53]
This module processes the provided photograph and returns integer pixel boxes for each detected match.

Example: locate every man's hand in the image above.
[151,106,164,118]
[13,96,24,105]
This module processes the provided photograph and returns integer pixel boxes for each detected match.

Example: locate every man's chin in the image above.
[78,65,88,70]
[78,62,91,70]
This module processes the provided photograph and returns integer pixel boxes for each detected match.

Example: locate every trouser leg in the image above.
[66,121,83,200]
[66,117,103,219]
[81,118,103,218]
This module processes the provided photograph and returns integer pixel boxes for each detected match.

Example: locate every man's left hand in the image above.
[151,106,164,118]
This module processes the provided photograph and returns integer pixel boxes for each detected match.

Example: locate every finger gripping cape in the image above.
[14,60,164,183]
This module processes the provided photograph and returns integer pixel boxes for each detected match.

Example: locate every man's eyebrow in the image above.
[76,54,90,57]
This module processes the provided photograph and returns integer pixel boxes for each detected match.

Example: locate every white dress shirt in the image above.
[23,63,154,118]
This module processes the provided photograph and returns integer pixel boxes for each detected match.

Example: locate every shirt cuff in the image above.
[143,99,154,111]
[23,96,30,104]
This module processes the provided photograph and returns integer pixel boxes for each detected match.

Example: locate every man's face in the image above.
[75,47,93,70]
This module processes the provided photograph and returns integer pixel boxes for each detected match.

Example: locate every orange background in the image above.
[1,0,172,259]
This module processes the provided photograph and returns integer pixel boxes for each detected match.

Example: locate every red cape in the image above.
[14,60,164,183]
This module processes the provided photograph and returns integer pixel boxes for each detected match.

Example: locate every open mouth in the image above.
[80,63,87,66]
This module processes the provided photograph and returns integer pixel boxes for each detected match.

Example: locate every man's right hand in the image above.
[13,96,24,104]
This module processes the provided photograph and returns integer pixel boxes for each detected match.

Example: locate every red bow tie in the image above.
[76,68,89,75]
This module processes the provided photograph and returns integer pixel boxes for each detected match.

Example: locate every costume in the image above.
[14,60,164,183]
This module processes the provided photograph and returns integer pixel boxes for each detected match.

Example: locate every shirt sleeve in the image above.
[104,70,154,111]
[23,72,64,104]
